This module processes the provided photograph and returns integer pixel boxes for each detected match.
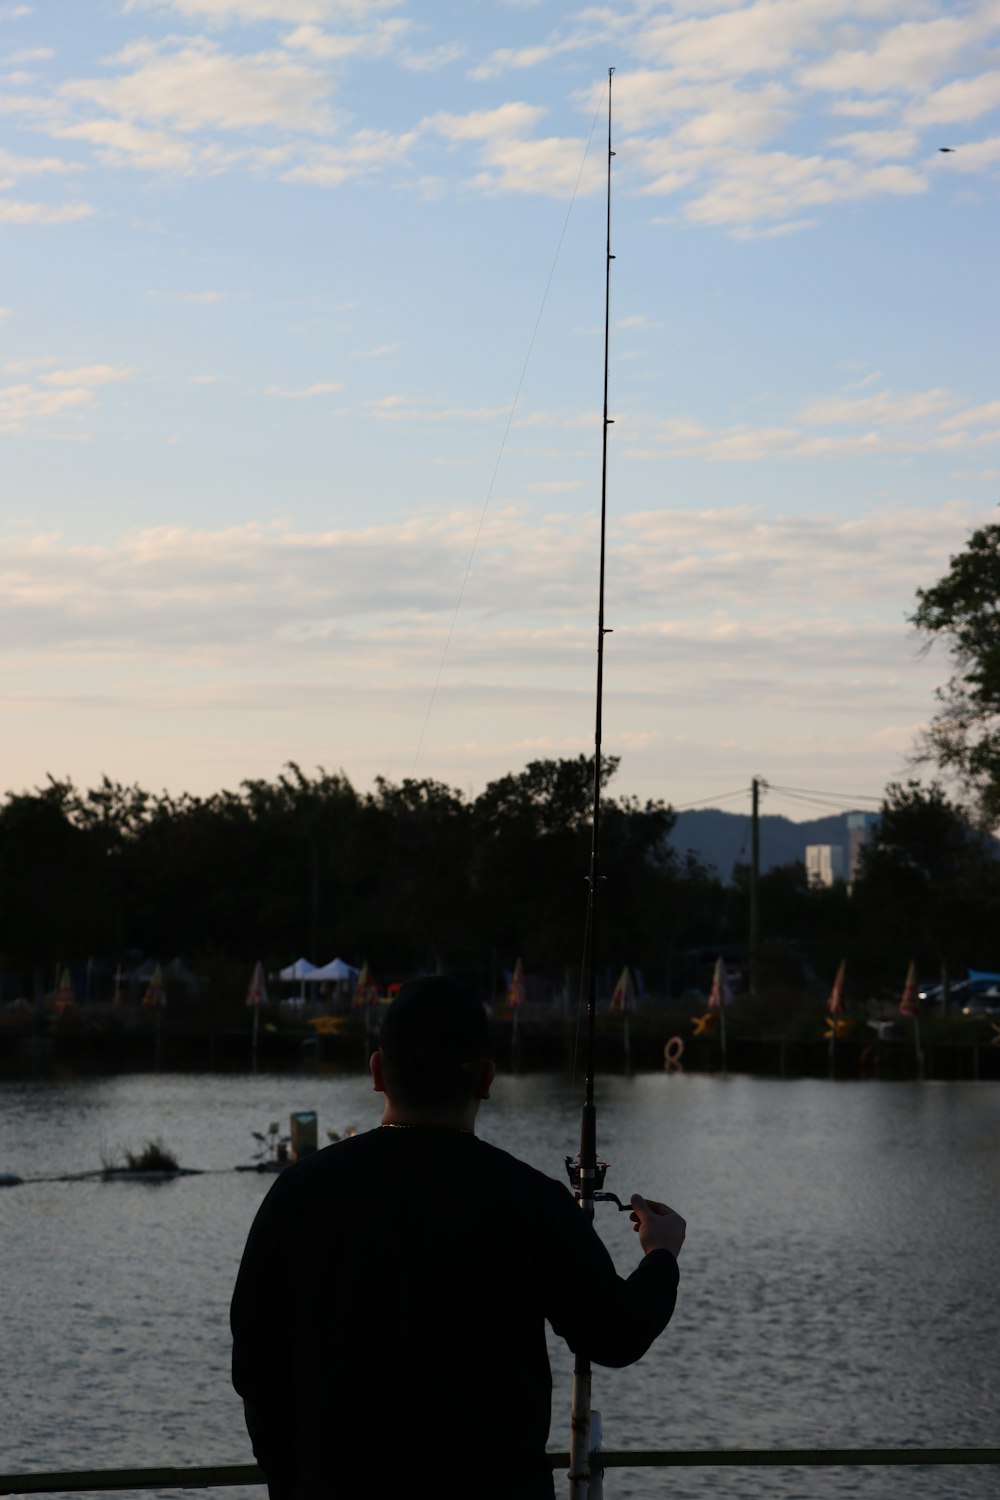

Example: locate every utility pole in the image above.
[749,777,762,1001]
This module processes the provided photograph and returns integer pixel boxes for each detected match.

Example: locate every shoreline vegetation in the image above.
[3,1002,997,1082]
[5,755,1000,1088]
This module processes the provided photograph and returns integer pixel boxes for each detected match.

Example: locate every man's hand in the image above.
[629,1194,686,1259]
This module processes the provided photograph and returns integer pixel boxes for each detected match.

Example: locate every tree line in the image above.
[0,757,705,1005]
[2,757,1000,1013]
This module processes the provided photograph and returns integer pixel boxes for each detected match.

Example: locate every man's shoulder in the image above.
[296,1127,378,1167]
[273,1128,380,1189]
[473,1136,575,1203]
[277,1128,575,1211]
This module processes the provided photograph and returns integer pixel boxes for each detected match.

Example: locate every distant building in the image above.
[806,844,847,887]
[846,810,879,881]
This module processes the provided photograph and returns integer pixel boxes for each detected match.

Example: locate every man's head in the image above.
[374,976,493,1116]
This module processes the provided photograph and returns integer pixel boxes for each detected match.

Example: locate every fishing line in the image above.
[404,80,610,782]
[362,85,609,981]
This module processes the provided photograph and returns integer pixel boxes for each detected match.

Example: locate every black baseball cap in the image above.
[379,976,491,1078]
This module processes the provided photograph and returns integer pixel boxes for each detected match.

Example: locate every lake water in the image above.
[2,1067,998,1499]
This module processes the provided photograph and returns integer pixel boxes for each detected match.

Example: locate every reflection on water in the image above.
[2,1071,998,1498]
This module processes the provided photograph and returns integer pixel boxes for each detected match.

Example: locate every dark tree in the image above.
[0,779,94,969]
[911,521,1000,825]
[357,776,473,975]
[854,779,1000,1001]
[470,755,685,987]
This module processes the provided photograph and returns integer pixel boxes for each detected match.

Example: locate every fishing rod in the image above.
[564,66,626,1500]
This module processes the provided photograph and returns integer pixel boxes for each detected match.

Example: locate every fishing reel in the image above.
[564,1154,631,1211]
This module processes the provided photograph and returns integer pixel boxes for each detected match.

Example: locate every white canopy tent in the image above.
[275,956,359,1006]
[276,956,318,1006]
[310,957,359,983]
[278,957,318,982]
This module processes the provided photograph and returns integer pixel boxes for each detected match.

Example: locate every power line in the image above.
[767,786,881,810]
[670,781,884,816]
[670,786,751,811]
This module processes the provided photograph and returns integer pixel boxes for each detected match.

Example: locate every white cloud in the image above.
[941,400,1000,430]
[0,196,93,223]
[931,135,1000,171]
[400,41,465,72]
[123,0,403,21]
[613,501,976,609]
[730,216,817,240]
[469,34,588,82]
[423,101,601,196]
[578,69,794,141]
[797,388,955,425]
[4,353,56,372]
[425,101,547,143]
[51,118,203,173]
[909,69,1000,127]
[43,364,135,388]
[349,343,399,359]
[282,127,416,185]
[9,4,989,222]
[0,502,966,655]
[0,502,968,730]
[830,127,918,160]
[4,45,52,62]
[61,37,340,134]
[800,13,993,95]
[634,0,841,81]
[0,146,76,176]
[0,89,61,123]
[147,288,227,302]
[675,149,926,228]
[0,362,135,431]
[282,18,412,60]
[467,133,602,196]
[355,393,508,423]
[624,384,999,462]
[0,498,978,803]
[830,97,895,118]
[264,380,342,396]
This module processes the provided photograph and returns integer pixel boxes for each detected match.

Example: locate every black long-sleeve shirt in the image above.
[231,1125,678,1500]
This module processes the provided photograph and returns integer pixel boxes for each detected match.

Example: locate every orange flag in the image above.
[707,956,731,1012]
[828,959,846,1016]
[609,965,634,1015]
[507,958,525,1009]
[245,960,268,1009]
[141,964,166,1009]
[352,961,378,1008]
[54,967,75,1013]
[899,960,919,1017]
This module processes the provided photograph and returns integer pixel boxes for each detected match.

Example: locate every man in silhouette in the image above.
[231,975,685,1499]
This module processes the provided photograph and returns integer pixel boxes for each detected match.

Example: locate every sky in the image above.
[1,0,998,825]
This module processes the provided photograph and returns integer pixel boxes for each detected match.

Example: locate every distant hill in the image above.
[668,808,871,882]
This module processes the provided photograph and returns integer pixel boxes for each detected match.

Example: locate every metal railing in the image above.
[2,1449,998,1494]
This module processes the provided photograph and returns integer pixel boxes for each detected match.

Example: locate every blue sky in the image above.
[2,0,998,821]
